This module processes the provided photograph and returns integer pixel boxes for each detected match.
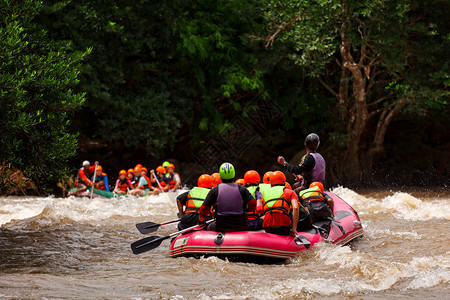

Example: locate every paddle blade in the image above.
[135,222,160,234]
[131,235,169,254]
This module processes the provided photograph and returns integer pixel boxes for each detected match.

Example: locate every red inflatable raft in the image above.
[169,192,363,261]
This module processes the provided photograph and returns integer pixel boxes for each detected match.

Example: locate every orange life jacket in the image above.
[117,178,131,191]
[157,178,166,190]
[95,172,108,190]
[139,175,152,190]
[299,186,327,204]
[261,186,291,217]
[184,187,211,216]
[167,173,180,189]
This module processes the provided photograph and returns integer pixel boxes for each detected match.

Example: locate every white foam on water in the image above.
[0,190,185,228]
[381,192,450,220]
[331,186,450,221]
[330,186,384,215]
[362,221,422,240]
[235,246,450,298]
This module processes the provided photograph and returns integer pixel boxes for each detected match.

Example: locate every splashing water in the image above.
[0,187,449,299]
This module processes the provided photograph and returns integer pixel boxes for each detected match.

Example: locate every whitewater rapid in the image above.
[1,187,449,299]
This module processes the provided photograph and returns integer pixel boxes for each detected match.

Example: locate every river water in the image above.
[0,187,449,299]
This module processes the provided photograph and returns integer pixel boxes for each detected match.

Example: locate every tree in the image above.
[262,0,449,182]
[0,0,87,193]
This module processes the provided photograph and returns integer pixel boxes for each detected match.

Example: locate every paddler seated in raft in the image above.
[113,170,134,195]
[127,168,135,183]
[72,160,98,196]
[256,171,299,236]
[235,178,245,186]
[277,133,326,193]
[176,174,214,230]
[133,167,159,196]
[92,165,110,192]
[243,170,263,231]
[153,166,169,192]
[166,163,181,192]
[162,161,171,176]
[131,165,142,187]
[298,182,334,223]
[211,173,222,187]
[198,162,256,232]
[259,171,273,195]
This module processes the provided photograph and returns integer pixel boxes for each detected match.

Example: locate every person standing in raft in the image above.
[72,160,98,195]
[166,163,181,192]
[198,163,256,232]
[257,171,299,236]
[92,165,109,191]
[176,174,213,230]
[277,133,326,193]
[114,170,133,195]
[243,170,263,231]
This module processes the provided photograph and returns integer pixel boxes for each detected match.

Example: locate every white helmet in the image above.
[82,160,90,167]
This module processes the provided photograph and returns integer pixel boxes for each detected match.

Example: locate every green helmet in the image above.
[219,162,235,180]
[162,161,170,168]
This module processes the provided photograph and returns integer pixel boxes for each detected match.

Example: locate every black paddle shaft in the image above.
[135,219,181,234]
[131,220,213,255]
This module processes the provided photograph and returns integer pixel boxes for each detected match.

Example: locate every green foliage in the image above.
[0,0,87,192]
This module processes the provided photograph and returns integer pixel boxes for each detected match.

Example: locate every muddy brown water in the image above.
[1,187,449,299]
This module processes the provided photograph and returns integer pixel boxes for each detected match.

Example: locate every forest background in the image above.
[0,0,448,195]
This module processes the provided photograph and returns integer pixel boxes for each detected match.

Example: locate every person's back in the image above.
[298,182,333,223]
[177,174,212,230]
[258,171,299,236]
[244,170,263,230]
[198,162,255,232]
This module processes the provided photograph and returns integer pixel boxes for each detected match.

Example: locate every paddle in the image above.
[131,220,213,255]
[136,219,181,234]
[294,234,311,249]
[328,217,345,235]
[90,162,98,199]
[151,170,163,190]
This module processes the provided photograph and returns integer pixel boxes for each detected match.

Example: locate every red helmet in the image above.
[198,174,213,189]
[134,166,142,173]
[167,163,175,170]
[263,171,274,184]
[119,170,127,176]
[211,173,222,187]
[310,182,324,193]
[96,165,103,172]
[156,166,166,174]
[235,178,245,186]
[127,168,134,174]
[135,164,143,169]
[141,167,148,174]
[285,182,292,190]
[270,171,286,186]
[244,170,260,185]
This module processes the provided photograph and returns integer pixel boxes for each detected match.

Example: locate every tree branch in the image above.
[318,77,339,99]
[265,14,302,48]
